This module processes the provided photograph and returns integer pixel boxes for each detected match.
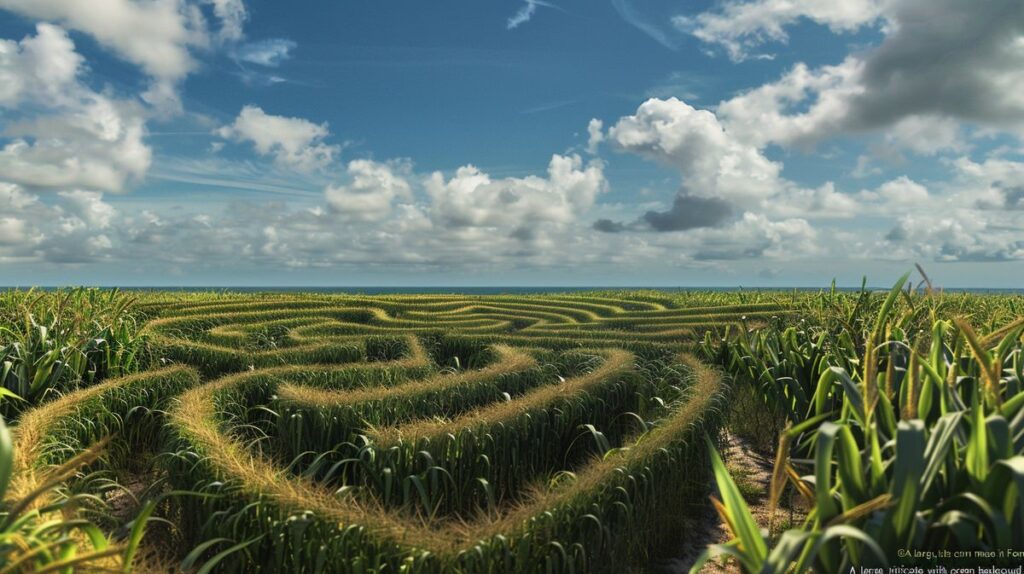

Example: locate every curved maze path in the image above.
[9,294,790,573]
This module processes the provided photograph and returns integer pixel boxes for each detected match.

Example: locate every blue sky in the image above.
[0,0,1022,287]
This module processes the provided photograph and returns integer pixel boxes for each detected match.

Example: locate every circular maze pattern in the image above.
[11,293,790,573]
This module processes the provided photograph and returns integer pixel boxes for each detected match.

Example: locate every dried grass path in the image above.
[654,431,781,574]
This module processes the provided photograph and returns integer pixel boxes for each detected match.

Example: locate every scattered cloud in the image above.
[592,218,626,233]
[675,0,884,61]
[208,0,248,44]
[425,154,606,234]
[954,156,1024,212]
[594,193,735,233]
[0,0,1022,279]
[586,119,604,154]
[883,213,1024,262]
[878,116,966,157]
[0,154,608,269]
[216,105,339,172]
[0,25,151,193]
[642,194,733,231]
[0,182,118,263]
[863,159,1024,262]
[712,0,1024,148]
[232,38,296,67]
[850,155,882,179]
[859,176,930,208]
[0,0,222,114]
[0,0,295,113]
[687,213,819,261]
[507,0,559,30]
[0,0,205,82]
[608,97,784,205]
[590,87,1021,267]
[59,189,117,228]
[0,22,82,106]
[325,159,413,221]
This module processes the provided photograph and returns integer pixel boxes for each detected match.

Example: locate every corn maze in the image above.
[9,293,791,573]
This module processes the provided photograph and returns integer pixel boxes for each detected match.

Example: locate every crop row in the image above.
[7,292,790,572]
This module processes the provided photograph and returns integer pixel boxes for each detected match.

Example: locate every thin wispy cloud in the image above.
[233,68,288,87]
[229,38,297,86]
[610,0,681,50]
[150,157,327,199]
[507,0,561,30]
[233,38,297,67]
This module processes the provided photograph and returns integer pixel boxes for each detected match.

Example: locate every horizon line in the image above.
[3,285,1020,292]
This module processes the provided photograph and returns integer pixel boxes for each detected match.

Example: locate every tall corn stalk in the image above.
[695,275,1024,572]
[0,288,147,416]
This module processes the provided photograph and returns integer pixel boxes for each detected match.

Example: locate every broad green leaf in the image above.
[704,435,768,566]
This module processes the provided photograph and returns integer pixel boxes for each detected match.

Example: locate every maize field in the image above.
[3,290,780,572]
[4,282,1022,573]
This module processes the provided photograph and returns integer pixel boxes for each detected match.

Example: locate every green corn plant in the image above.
[162,345,728,573]
[697,274,1024,572]
[0,417,125,572]
[9,286,1018,572]
[0,288,148,416]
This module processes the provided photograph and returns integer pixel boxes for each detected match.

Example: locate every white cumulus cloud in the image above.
[712,0,1024,147]
[0,25,151,193]
[325,159,414,221]
[216,105,339,173]
[608,97,783,204]
[426,154,606,233]
[676,0,884,61]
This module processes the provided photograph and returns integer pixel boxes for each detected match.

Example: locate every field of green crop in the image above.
[0,279,1022,573]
